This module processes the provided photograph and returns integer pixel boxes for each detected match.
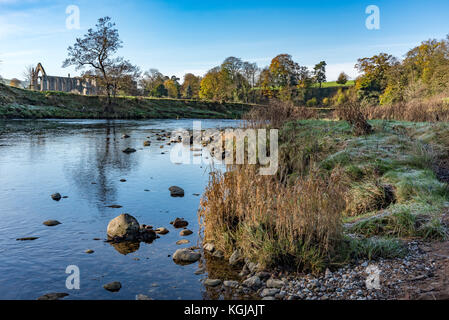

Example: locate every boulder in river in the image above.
[107,214,140,241]
[143,141,151,147]
[169,186,185,197]
[43,220,61,227]
[173,248,201,264]
[51,193,62,201]
[176,239,190,245]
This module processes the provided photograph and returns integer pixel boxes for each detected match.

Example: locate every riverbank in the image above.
[199,118,449,299]
[0,83,253,119]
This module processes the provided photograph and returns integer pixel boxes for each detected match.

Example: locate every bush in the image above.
[336,99,373,136]
[306,97,318,107]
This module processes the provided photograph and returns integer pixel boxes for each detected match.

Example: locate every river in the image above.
[0,119,242,300]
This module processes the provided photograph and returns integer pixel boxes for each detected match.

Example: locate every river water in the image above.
[0,119,242,300]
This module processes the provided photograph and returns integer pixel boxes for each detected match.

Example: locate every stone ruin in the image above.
[30,63,98,95]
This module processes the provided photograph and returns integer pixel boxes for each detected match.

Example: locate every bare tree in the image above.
[23,65,35,89]
[62,16,123,112]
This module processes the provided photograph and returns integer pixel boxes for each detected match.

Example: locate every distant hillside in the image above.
[0,83,254,119]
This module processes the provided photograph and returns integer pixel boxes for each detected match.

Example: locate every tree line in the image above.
[60,17,346,112]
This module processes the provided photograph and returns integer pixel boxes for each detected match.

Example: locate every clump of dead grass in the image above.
[199,165,347,273]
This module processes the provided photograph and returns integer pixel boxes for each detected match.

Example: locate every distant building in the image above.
[30,63,98,95]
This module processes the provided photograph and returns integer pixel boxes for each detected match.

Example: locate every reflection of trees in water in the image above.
[65,121,140,212]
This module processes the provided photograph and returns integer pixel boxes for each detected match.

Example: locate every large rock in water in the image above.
[107,214,140,240]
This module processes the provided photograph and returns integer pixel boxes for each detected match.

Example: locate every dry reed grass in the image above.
[199,165,347,273]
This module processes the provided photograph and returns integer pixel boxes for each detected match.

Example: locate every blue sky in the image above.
[1,0,449,81]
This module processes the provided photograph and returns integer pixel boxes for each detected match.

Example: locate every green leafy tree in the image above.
[336,72,349,85]
[313,61,327,88]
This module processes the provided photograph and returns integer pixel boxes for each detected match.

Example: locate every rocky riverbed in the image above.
[200,240,448,300]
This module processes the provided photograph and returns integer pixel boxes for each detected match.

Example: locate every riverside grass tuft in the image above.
[199,165,347,273]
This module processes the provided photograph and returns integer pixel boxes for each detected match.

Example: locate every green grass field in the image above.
[312,80,355,88]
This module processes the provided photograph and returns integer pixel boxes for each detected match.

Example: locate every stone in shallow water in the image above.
[136,294,152,300]
[122,147,136,154]
[169,186,185,197]
[85,249,94,254]
[155,227,169,235]
[172,248,201,264]
[176,239,190,245]
[37,292,69,300]
[43,220,61,227]
[204,279,222,287]
[180,229,193,236]
[107,214,140,240]
[17,237,39,241]
[103,281,122,292]
[51,193,62,201]
[171,218,189,228]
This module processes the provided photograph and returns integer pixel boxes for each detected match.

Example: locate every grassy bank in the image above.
[199,118,449,273]
[0,83,253,119]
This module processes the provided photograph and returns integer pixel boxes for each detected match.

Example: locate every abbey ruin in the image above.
[30,63,98,95]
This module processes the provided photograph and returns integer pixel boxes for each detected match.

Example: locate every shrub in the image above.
[336,99,373,136]
[306,97,318,107]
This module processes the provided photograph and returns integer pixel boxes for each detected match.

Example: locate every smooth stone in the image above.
[180,229,193,236]
[172,248,201,264]
[155,227,169,235]
[103,281,122,292]
[243,276,262,289]
[223,280,239,288]
[261,288,280,297]
[143,141,151,147]
[203,243,215,253]
[43,220,61,227]
[176,239,190,245]
[204,279,222,287]
[266,279,285,289]
[85,249,94,254]
[37,293,69,300]
[136,294,152,300]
